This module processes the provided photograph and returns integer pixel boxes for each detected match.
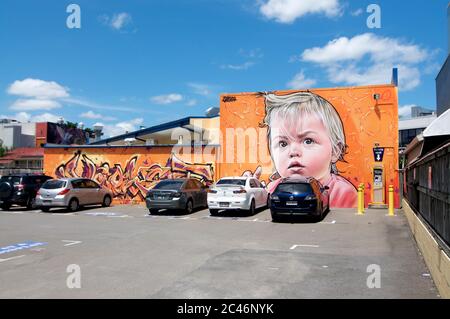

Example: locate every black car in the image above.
[146,178,208,214]
[269,177,330,222]
[0,174,53,210]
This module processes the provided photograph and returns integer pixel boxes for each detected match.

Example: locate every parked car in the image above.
[146,178,208,214]
[35,178,113,212]
[269,177,329,222]
[0,174,52,210]
[207,177,268,216]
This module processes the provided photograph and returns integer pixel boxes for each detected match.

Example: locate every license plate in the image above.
[286,201,297,206]
[219,202,229,207]
[43,200,52,203]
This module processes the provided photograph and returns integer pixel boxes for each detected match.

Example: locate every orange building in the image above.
[43,84,399,208]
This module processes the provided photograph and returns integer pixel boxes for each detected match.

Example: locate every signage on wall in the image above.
[373,148,385,162]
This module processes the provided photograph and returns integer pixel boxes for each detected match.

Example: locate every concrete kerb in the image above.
[402,199,450,298]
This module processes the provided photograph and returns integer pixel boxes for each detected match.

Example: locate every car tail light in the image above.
[36,190,41,196]
[16,184,25,190]
[233,189,247,194]
[207,189,217,194]
[58,189,70,195]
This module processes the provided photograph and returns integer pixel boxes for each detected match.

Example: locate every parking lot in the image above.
[0,204,439,298]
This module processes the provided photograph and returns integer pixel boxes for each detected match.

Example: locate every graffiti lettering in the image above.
[55,151,214,203]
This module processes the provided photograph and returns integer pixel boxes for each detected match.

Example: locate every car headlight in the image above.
[305,195,316,200]
[270,195,279,201]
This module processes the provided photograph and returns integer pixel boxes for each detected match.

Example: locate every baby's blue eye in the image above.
[304,138,314,145]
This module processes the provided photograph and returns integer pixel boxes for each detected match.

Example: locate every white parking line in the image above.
[320,220,336,224]
[290,244,320,250]
[62,240,82,247]
[1,211,24,214]
[0,255,26,263]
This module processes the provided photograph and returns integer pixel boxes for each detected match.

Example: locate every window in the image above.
[42,180,66,189]
[275,183,312,194]
[84,180,100,188]
[185,180,197,189]
[249,179,257,188]
[216,179,246,186]
[71,180,85,189]
[153,180,184,190]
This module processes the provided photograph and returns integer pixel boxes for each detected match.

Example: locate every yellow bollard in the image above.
[360,183,365,214]
[357,186,364,215]
[388,185,394,216]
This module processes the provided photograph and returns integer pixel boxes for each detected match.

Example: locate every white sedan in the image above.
[207,177,268,216]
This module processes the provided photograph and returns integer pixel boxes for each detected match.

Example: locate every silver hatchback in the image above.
[36,178,113,212]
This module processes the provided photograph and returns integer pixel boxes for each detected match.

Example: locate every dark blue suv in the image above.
[269,177,329,222]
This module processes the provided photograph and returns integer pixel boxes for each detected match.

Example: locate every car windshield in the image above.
[216,179,246,186]
[0,176,21,185]
[42,180,66,189]
[153,180,184,190]
[276,183,312,194]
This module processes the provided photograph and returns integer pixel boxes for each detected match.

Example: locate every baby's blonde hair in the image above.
[259,91,347,174]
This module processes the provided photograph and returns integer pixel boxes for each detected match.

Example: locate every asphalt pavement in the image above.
[0,204,439,298]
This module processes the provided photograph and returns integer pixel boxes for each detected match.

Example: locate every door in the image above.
[71,180,87,205]
[85,180,103,204]
[249,179,260,207]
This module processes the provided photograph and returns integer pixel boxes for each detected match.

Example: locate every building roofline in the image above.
[43,144,220,149]
[436,55,450,80]
[89,115,219,145]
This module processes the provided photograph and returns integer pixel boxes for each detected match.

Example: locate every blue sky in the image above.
[0,0,448,137]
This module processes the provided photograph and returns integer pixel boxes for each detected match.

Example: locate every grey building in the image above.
[436,4,450,116]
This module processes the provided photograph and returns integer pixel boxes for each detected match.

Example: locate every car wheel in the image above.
[68,198,79,212]
[248,199,255,216]
[41,207,50,212]
[186,199,193,214]
[149,209,158,215]
[209,209,219,216]
[0,203,11,211]
[27,197,37,210]
[271,212,280,222]
[102,195,112,207]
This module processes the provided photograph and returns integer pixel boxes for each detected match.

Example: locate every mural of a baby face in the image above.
[269,112,338,184]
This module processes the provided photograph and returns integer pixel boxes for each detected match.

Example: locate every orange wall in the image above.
[44,146,217,204]
[218,85,400,208]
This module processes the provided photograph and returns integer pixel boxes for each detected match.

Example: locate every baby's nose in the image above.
[289,143,302,157]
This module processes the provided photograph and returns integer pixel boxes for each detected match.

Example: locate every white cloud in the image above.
[111,13,132,30]
[239,48,264,59]
[186,99,197,106]
[300,33,430,91]
[63,97,136,112]
[399,105,415,118]
[6,112,62,123]
[102,118,144,137]
[260,0,342,23]
[7,78,69,99]
[187,83,214,96]
[302,33,428,65]
[80,110,116,121]
[350,8,363,16]
[150,93,183,105]
[287,71,317,89]
[10,99,61,111]
[220,62,255,70]
[100,12,132,30]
